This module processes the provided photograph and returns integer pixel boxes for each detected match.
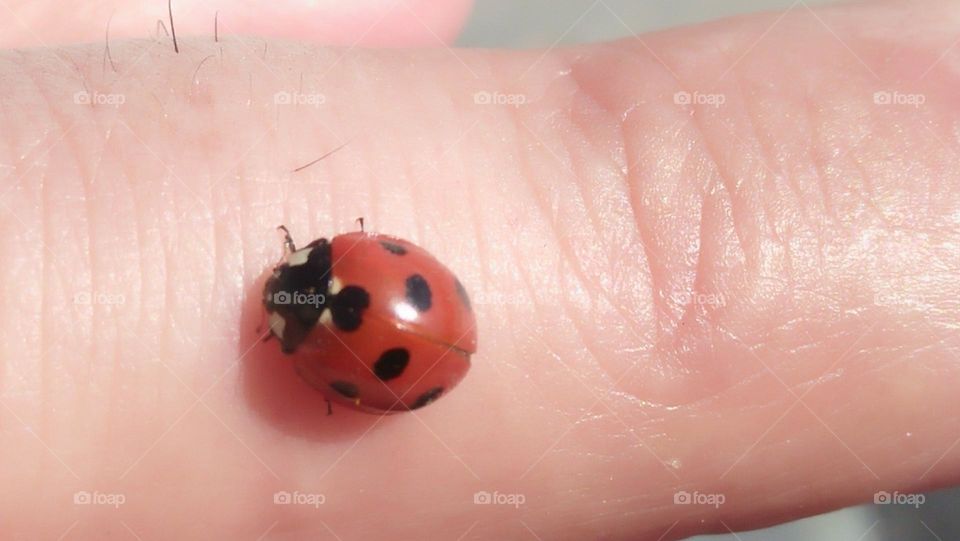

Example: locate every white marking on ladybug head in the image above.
[330,276,343,295]
[287,247,312,267]
[319,307,332,326]
[268,312,286,339]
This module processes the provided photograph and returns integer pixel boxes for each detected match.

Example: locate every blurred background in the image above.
[458,1,960,540]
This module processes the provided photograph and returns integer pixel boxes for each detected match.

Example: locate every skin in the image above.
[1,0,959,539]
[0,0,472,47]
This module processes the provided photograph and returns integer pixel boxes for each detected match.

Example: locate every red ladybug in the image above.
[263,225,476,413]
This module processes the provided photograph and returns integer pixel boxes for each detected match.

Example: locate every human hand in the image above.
[1,1,958,539]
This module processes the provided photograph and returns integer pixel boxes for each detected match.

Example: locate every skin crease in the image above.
[1,0,960,539]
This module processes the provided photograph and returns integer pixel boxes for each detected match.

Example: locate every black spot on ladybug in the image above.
[410,386,444,410]
[454,277,472,312]
[331,286,370,331]
[373,348,410,381]
[380,241,407,255]
[405,274,432,312]
[329,380,359,399]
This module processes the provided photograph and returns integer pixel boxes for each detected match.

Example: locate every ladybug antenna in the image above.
[356,217,365,232]
[277,225,296,254]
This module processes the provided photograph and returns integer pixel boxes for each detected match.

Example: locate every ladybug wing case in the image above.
[293,233,476,413]
[295,316,469,412]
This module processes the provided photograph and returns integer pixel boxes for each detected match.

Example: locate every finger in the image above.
[1,0,960,539]
[0,0,474,48]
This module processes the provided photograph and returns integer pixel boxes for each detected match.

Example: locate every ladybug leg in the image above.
[355,217,364,232]
[256,305,279,344]
[256,300,273,342]
[256,314,274,343]
[277,225,296,255]
[325,399,333,416]
[255,303,268,333]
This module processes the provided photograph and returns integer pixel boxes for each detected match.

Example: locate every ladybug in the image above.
[262,224,476,413]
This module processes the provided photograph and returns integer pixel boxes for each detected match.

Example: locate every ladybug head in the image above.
[263,238,332,353]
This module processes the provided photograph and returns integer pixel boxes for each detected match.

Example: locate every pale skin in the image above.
[1,0,960,539]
